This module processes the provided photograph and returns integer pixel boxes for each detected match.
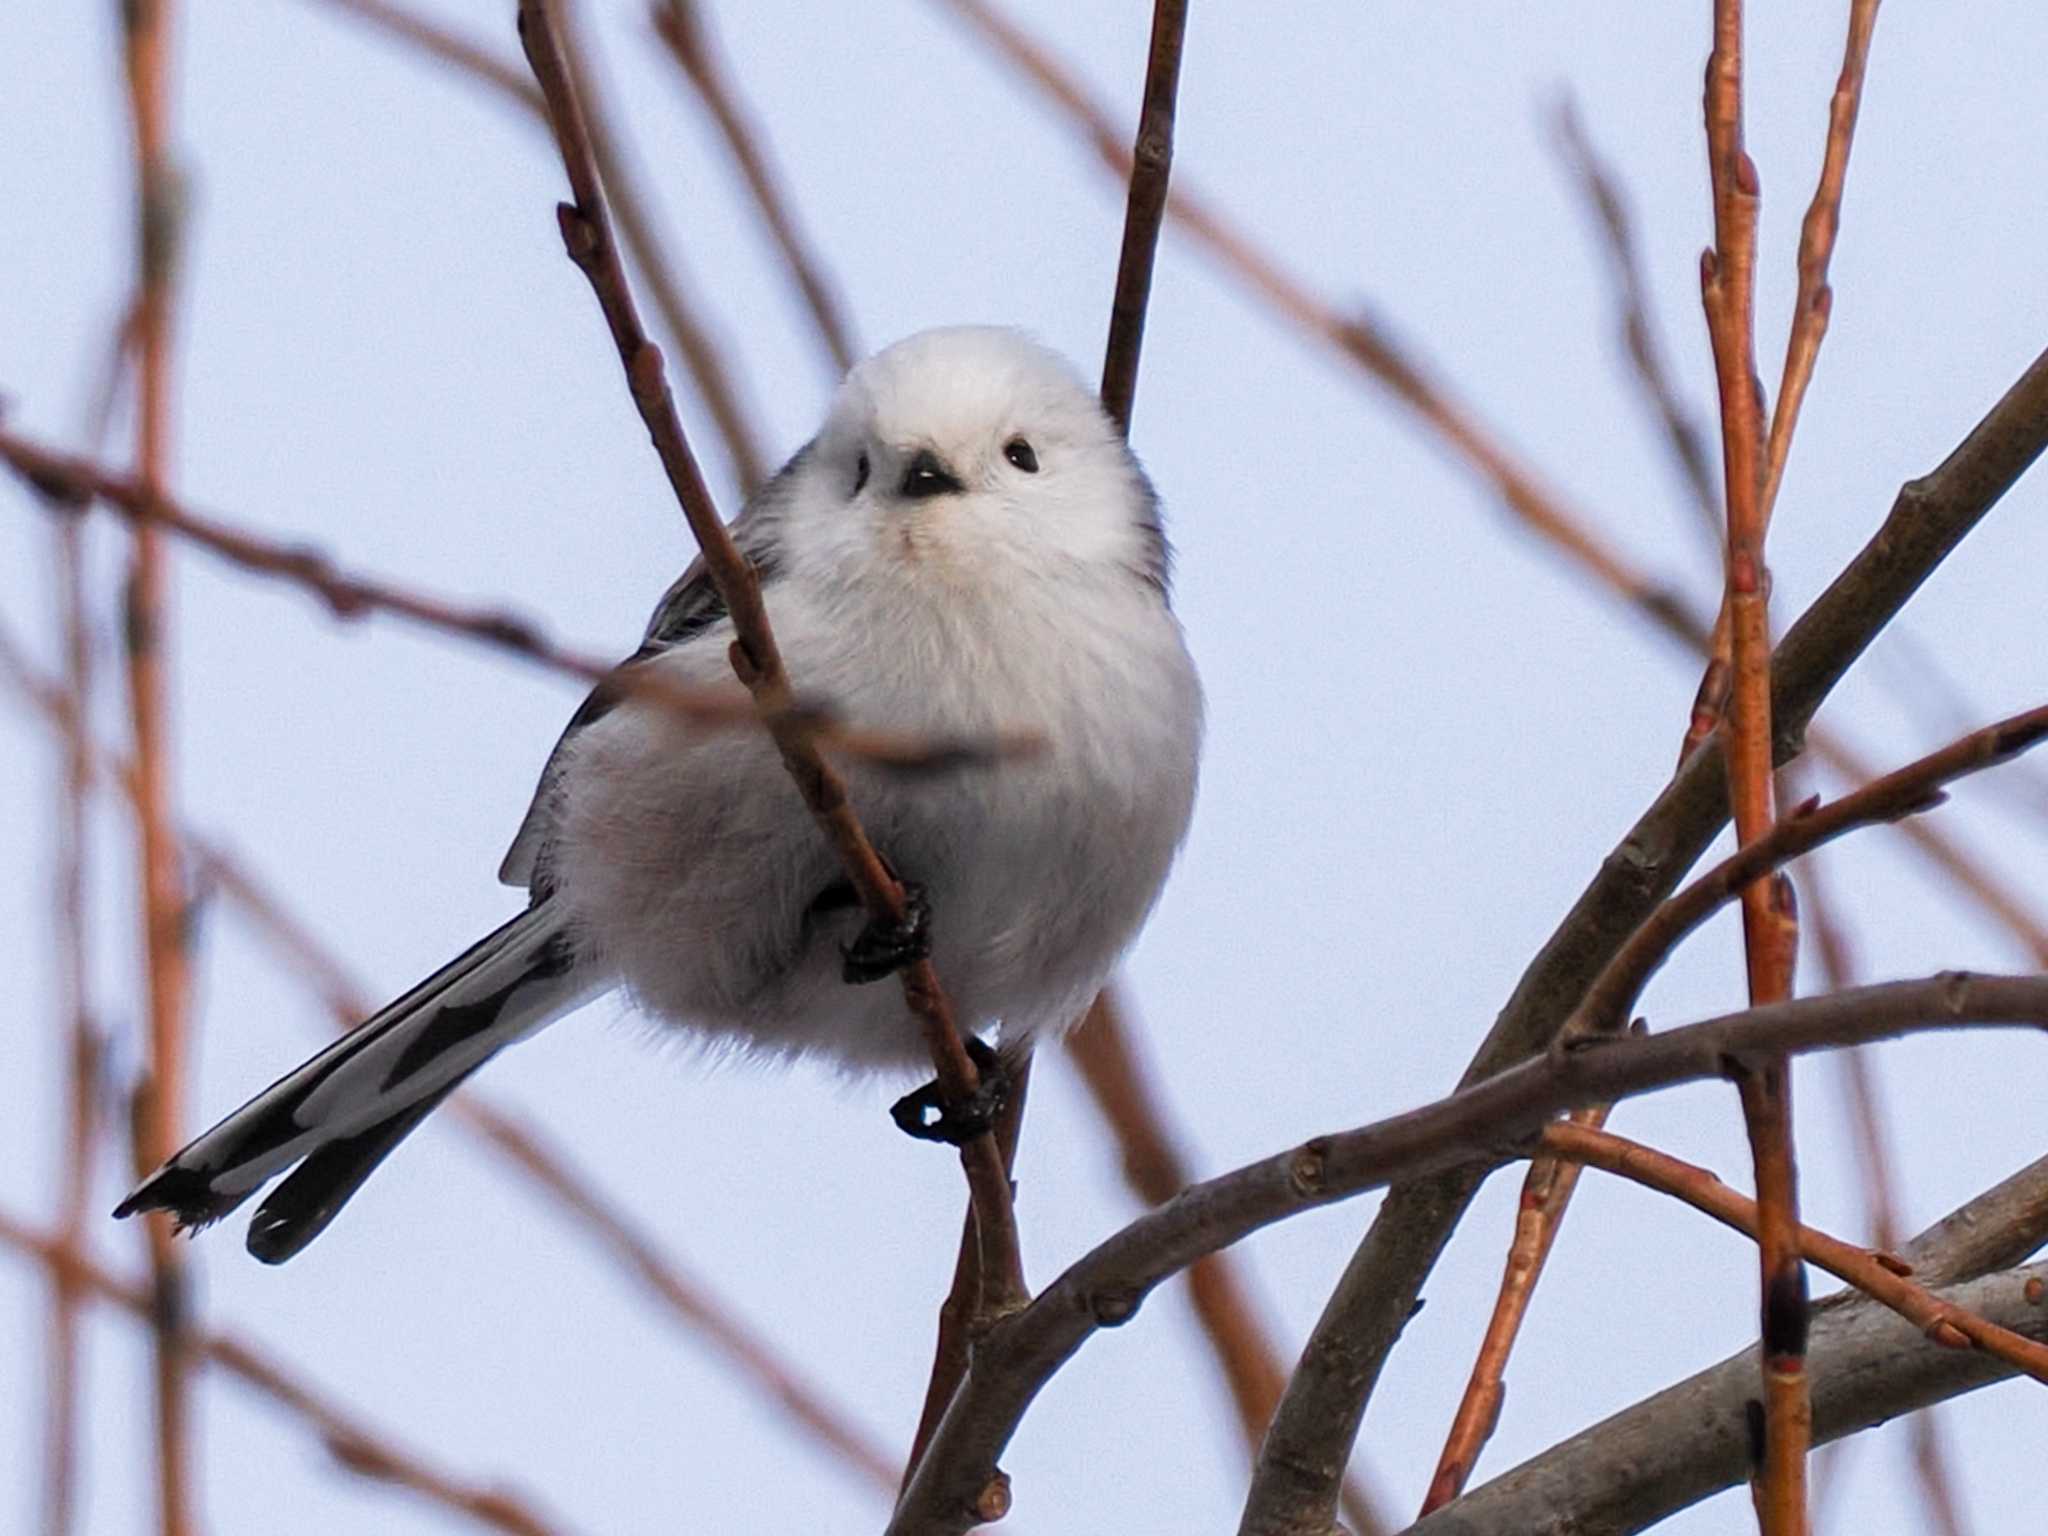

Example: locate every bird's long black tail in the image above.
[115,906,595,1263]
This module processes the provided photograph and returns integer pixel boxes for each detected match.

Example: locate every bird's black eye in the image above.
[1004,438,1039,474]
[852,452,870,496]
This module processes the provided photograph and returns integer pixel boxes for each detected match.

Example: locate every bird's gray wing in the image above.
[497,447,808,892]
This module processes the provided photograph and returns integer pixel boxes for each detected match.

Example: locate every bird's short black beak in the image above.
[900,449,964,500]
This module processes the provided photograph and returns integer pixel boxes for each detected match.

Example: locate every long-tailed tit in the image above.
[116,326,1203,1262]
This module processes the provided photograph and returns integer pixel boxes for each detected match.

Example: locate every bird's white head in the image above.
[790,326,1168,593]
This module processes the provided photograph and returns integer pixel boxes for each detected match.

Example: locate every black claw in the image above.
[890,1037,1010,1145]
[842,880,932,985]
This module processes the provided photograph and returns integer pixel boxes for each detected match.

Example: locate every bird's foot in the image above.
[891,1036,1010,1145]
[841,880,931,985]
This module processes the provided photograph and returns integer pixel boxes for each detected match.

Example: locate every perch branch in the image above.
[891,971,2048,1535]
[513,0,1026,1347]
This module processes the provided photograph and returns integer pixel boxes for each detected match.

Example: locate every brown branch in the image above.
[1801,844,1974,1536]
[891,971,2048,1536]
[1067,992,1391,1536]
[42,501,100,1536]
[932,0,2048,992]
[1097,0,1187,435]
[0,1210,572,1536]
[1546,1122,2048,1386]
[1758,0,1883,532]
[650,0,859,376]
[118,4,197,1530]
[1549,95,1721,547]
[1419,1103,1605,1515]
[1422,702,2048,1510]
[512,0,1025,1362]
[0,428,1024,771]
[1240,345,2048,1536]
[301,0,771,493]
[0,617,904,1499]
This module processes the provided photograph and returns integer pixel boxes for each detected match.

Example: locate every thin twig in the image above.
[1066,992,1391,1536]
[513,0,1026,1358]
[0,1210,572,1536]
[1546,1121,2048,1386]
[1549,95,1721,547]
[0,428,1026,771]
[1097,0,1187,435]
[892,971,2048,1536]
[300,0,771,493]
[1699,4,1811,1525]
[117,4,197,1530]
[0,614,904,1500]
[650,0,859,377]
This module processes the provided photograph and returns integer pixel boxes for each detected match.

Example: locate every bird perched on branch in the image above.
[117,326,1203,1263]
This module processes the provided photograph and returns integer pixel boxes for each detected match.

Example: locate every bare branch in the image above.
[511,0,1026,1335]
[0,428,1024,771]
[300,0,772,492]
[1240,342,2048,1536]
[1097,0,1188,435]
[650,0,859,377]
[0,1210,572,1536]
[892,971,2048,1535]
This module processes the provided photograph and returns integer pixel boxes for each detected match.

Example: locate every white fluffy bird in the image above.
[117,326,1203,1262]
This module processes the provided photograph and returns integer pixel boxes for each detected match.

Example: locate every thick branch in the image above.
[888,972,2048,1535]
[1241,340,2048,1536]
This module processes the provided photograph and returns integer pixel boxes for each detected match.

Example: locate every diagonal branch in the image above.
[892,971,2048,1535]
[650,0,859,377]
[511,0,1026,1341]
[0,429,1021,771]
[0,1210,572,1536]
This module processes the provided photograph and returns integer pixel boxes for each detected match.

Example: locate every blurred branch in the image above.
[1242,344,2048,1536]
[301,0,770,492]
[117,3,198,1530]
[0,428,1026,771]
[41,488,101,1536]
[891,970,2048,1536]
[0,1210,573,1536]
[1405,1148,2048,1536]
[650,0,859,376]
[514,0,1027,1394]
[0,616,902,1500]
[1066,992,1391,1536]
[1549,96,1721,547]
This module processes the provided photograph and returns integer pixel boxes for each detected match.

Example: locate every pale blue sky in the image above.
[4,3,2047,1533]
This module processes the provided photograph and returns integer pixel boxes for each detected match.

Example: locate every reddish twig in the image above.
[0,428,1027,771]
[117,4,199,1530]
[1542,1121,2048,1387]
[1067,992,1391,1536]
[650,0,859,377]
[1418,1102,1605,1515]
[1699,5,1811,1527]
[513,0,1026,1352]
[1097,0,1187,435]
[0,1210,572,1536]
[303,0,771,493]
